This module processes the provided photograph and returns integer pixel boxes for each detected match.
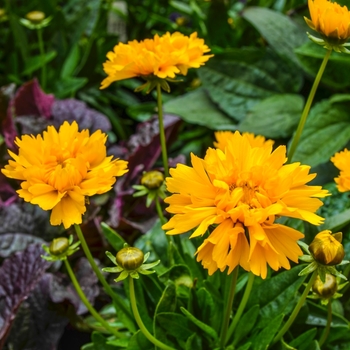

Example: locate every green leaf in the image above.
[197,49,303,122]
[292,95,350,167]
[126,330,153,350]
[185,333,202,350]
[238,94,304,138]
[90,331,116,350]
[155,282,177,315]
[251,314,284,350]
[306,301,349,328]
[101,222,126,253]
[295,42,350,89]
[233,305,260,346]
[22,51,57,75]
[54,77,88,98]
[242,7,307,65]
[247,265,306,327]
[164,88,234,130]
[180,307,218,341]
[289,328,317,350]
[196,287,218,331]
[60,44,80,79]
[236,343,252,350]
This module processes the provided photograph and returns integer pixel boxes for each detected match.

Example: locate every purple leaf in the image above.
[9,78,54,119]
[0,244,51,344]
[51,99,111,133]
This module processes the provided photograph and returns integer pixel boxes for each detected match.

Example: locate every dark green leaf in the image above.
[164,88,234,130]
[90,331,116,350]
[185,333,202,350]
[292,95,350,166]
[22,51,57,76]
[251,314,284,350]
[295,42,350,89]
[126,330,153,350]
[60,44,80,79]
[154,282,177,316]
[101,222,126,253]
[180,307,218,341]
[238,94,303,138]
[196,287,217,330]
[233,305,260,346]
[289,328,317,350]
[242,7,307,65]
[54,77,88,98]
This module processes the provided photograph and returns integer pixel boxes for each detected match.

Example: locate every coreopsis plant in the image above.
[1,121,128,228]
[331,148,350,192]
[162,131,329,278]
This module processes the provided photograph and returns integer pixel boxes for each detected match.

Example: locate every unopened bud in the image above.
[141,170,164,189]
[25,11,45,24]
[49,237,69,256]
[309,230,345,266]
[312,274,338,299]
[116,247,144,271]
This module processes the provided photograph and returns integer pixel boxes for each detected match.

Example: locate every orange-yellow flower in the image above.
[214,131,274,150]
[305,0,350,43]
[162,131,329,278]
[100,32,213,89]
[1,121,128,229]
[331,148,350,192]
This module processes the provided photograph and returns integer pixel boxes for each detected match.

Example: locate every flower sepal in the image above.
[103,245,160,282]
[41,235,81,261]
[307,32,350,53]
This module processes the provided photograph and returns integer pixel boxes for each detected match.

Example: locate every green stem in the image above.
[272,271,317,345]
[156,83,169,177]
[129,276,176,350]
[36,28,46,90]
[288,49,332,162]
[220,267,239,349]
[64,259,122,337]
[74,224,134,326]
[319,300,332,347]
[155,197,166,225]
[227,272,255,345]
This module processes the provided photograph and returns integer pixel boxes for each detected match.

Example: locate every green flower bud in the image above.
[0,9,6,19]
[49,237,70,256]
[116,247,144,271]
[309,230,345,266]
[25,11,46,24]
[141,170,164,189]
[312,274,338,299]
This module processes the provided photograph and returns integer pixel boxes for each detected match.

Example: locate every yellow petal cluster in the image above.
[101,32,213,89]
[2,121,128,229]
[305,0,350,43]
[331,148,350,192]
[162,131,329,278]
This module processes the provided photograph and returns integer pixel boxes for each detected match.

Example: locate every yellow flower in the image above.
[214,131,274,150]
[331,148,350,192]
[1,121,128,229]
[309,230,345,266]
[100,32,213,89]
[305,0,350,49]
[162,131,329,278]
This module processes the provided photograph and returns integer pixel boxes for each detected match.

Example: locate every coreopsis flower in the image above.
[331,148,350,192]
[214,131,274,150]
[304,0,350,53]
[1,121,128,229]
[162,131,329,278]
[100,32,213,91]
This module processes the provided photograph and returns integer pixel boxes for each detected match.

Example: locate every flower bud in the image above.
[0,9,6,19]
[25,11,45,24]
[309,230,345,266]
[312,274,338,299]
[141,170,164,189]
[116,247,144,271]
[49,237,69,256]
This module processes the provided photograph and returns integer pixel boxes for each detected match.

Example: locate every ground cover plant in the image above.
[1,0,350,349]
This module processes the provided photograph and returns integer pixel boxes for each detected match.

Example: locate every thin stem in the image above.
[74,224,134,325]
[272,271,318,345]
[64,259,122,337]
[319,300,332,347]
[155,197,166,225]
[129,276,176,350]
[36,28,46,90]
[220,267,239,349]
[288,49,332,162]
[156,83,169,177]
[227,272,255,345]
